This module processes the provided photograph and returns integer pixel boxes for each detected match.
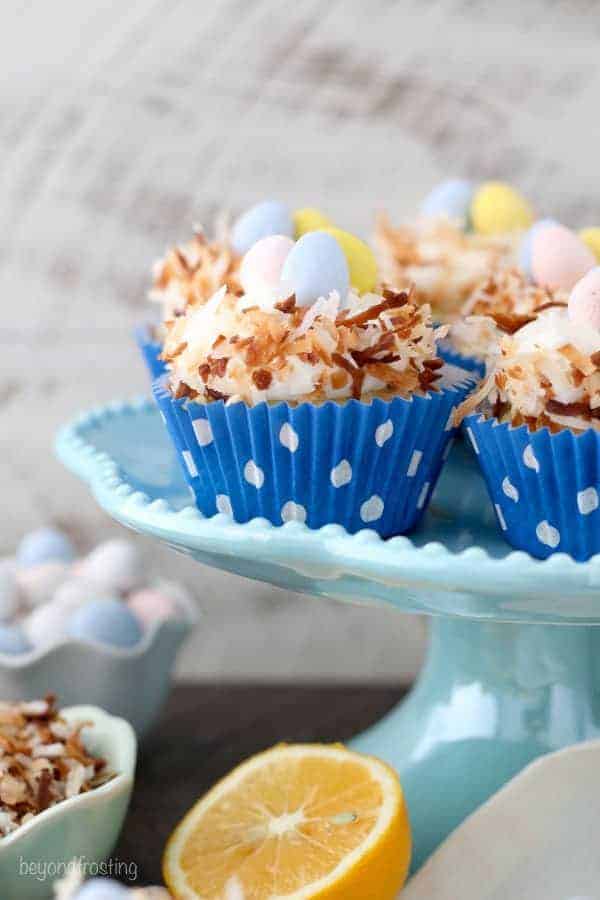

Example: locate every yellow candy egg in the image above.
[470,181,534,235]
[579,227,600,262]
[324,227,378,294]
[293,207,333,237]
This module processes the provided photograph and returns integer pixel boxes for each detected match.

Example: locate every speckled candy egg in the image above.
[77,540,142,593]
[470,181,534,235]
[293,207,333,237]
[280,231,350,307]
[579,227,600,262]
[127,588,179,628]
[67,598,143,648]
[568,267,600,331]
[323,227,377,295]
[239,235,294,296]
[231,201,294,256]
[420,179,475,223]
[16,527,75,567]
[75,879,131,900]
[0,624,31,655]
[16,561,69,608]
[0,559,19,622]
[530,223,596,292]
[518,219,558,277]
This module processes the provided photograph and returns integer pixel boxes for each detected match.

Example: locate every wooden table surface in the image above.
[115,682,407,887]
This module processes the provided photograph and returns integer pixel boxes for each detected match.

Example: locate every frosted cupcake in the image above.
[458,267,600,560]
[136,200,320,378]
[374,180,533,321]
[153,229,475,537]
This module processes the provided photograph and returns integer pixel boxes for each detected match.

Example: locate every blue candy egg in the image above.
[0,624,31,655]
[231,200,294,255]
[420,179,475,224]
[280,230,350,307]
[519,218,559,277]
[17,527,75,567]
[75,879,130,900]
[67,598,143,649]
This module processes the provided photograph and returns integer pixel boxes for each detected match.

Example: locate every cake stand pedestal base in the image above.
[352,615,600,870]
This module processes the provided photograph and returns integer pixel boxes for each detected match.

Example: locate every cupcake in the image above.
[457,267,600,560]
[374,180,533,321]
[442,266,569,374]
[136,201,332,378]
[152,228,475,537]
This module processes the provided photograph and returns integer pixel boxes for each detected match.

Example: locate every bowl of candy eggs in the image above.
[0,528,197,737]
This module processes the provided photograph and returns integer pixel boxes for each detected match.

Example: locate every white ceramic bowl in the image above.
[0,599,196,737]
[0,705,136,900]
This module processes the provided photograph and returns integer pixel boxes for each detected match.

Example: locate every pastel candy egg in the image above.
[420,179,475,223]
[16,527,75,567]
[470,181,534,235]
[231,201,293,256]
[280,231,350,307]
[0,624,31,655]
[0,560,19,622]
[518,219,558,277]
[239,235,294,296]
[78,540,142,593]
[323,227,377,295]
[75,879,131,900]
[579,227,600,262]
[531,223,596,292]
[568,267,600,331]
[67,598,143,648]
[24,598,73,647]
[293,207,333,237]
[53,576,106,611]
[127,588,179,628]
[16,562,69,608]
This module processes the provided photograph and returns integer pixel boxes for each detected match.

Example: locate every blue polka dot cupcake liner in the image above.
[437,340,486,378]
[465,413,600,561]
[152,369,475,538]
[134,322,166,379]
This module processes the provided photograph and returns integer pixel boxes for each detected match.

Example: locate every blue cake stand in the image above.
[56,398,600,871]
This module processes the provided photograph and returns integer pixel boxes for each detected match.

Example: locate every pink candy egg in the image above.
[127,589,179,628]
[568,267,600,331]
[239,235,295,296]
[531,223,595,292]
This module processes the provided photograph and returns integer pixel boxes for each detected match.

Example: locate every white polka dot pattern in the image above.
[577,487,599,515]
[244,460,264,488]
[375,420,394,447]
[407,450,423,477]
[192,418,213,447]
[536,520,560,549]
[279,423,299,452]
[281,501,307,523]
[182,450,198,477]
[216,494,232,516]
[494,503,507,531]
[360,495,384,523]
[523,444,540,472]
[417,482,430,510]
[330,460,352,488]
[502,477,519,503]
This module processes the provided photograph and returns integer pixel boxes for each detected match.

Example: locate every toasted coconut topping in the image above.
[374,213,518,320]
[149,220,241,328]
[0,695,113,836]
[163,284,448,406]
[453,307,600,433]
[447,269,570,366]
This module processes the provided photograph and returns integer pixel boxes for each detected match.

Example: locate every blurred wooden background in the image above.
[1,0,598,680]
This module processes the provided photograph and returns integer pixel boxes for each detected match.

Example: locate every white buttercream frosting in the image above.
[163,285,450,407]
